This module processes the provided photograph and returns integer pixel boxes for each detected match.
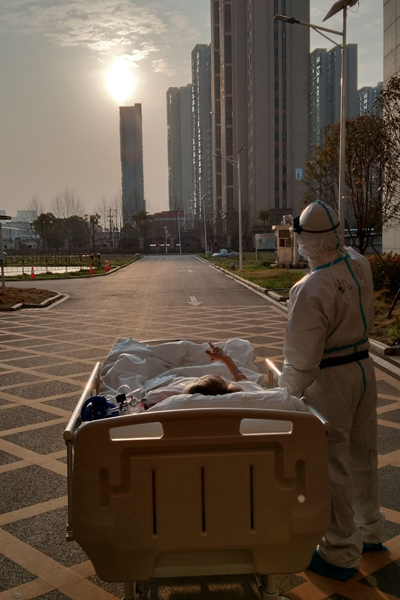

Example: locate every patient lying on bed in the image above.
[99,338,308,413]
[182,343,254,396]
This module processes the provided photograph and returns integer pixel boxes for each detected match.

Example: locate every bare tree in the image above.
[51,189,86,251]
[95,196,109,231]
[52,189,85,219]
[303,114,400,254]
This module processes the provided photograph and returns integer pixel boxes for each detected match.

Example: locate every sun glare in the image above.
[106,57,135,103]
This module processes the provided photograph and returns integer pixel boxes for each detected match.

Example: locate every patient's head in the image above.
[183,375,243,396]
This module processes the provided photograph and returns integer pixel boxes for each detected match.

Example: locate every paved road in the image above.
[1,255,400,600]
[10,255,271,308]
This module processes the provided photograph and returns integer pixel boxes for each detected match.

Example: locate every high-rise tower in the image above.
[211,0,310,239]
[167,85,193,220]
[192,44,213,220]
[309,45,358,153]
[119,105,145,222]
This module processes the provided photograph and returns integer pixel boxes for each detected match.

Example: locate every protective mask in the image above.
[298,245,308,259]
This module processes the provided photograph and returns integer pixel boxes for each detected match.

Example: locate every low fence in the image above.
[5,255,93,268]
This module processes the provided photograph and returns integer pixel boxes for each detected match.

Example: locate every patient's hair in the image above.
[183,375,243,396]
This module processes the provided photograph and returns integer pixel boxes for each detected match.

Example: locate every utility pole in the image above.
[109,208,113,248]
[201,194,208,256]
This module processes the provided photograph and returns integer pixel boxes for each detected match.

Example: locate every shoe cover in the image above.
[308,550,358,581]
[362,542,388,553]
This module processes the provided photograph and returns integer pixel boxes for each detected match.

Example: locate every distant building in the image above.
[0,210,38,250]
[191,44,213,221]
[357,82,383,114]
[119,105,145,223]
[309,45,358,153]
[166,85,193,220]
[211,0,310,239]
[383,0,400,253]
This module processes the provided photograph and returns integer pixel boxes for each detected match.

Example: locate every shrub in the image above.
[369,253,400,294]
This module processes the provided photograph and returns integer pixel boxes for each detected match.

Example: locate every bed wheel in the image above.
[258,575,290,600]
[123,582,134,600]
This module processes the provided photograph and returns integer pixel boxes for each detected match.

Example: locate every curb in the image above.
[369,339,400,357]
[0,292,64,312]
[199,258,289,306]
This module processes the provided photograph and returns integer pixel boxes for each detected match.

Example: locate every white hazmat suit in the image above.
[278,201,384,573]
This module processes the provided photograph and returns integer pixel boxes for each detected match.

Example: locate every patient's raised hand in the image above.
[205,343,230,364]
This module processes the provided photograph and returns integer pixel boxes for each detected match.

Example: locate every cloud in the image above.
[0,0,201,72]
[152,58,176,76]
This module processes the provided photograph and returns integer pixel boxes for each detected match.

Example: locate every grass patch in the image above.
[203,252,305,292]
[372,289,400,345]
[0,287,56,308]
[5,254,140,280]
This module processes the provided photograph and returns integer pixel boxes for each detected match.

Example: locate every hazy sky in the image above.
[0,0,383,217]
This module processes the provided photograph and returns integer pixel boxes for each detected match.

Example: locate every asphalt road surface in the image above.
[7,255,288,358]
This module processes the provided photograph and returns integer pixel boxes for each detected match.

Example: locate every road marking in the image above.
[187,296,202,307]
[179,270,193,272]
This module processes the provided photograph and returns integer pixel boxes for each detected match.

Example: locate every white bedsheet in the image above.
[99,338,265,399]
[98,338,308,414]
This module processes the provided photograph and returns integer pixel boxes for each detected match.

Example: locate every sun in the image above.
[106,57,135,104]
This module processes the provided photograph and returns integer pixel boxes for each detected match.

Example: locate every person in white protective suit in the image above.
[278,200,386,582]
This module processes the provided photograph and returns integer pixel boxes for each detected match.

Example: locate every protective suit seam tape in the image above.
[356,361,367,407]
[344,257,368,339]
[316,200,341,250]
[312,254,349,272]
[324,338,369,354]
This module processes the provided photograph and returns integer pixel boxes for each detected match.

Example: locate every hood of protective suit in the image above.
[294,201,345,269]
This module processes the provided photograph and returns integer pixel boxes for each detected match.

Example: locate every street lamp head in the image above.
[274,14,300,24]
[323,0,358,22]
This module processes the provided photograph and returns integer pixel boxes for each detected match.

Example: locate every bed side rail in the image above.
[64,362,101,442]
[64,361,101,542]
[265,358,331,431]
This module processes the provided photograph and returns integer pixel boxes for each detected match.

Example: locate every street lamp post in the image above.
[0,215,12,293]
[164,226,168,254]
[176,211,182,254]
[201,193,208,256]
[275,0,358,234]
[212,144,245,271]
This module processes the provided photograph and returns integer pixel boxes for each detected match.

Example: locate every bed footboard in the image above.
[70,406,330,583]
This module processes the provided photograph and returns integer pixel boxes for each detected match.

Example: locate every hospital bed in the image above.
[63,339,331,600]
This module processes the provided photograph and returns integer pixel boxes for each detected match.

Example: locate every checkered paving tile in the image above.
[1,257,400,600]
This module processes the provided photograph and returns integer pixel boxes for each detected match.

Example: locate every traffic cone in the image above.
[105,260,110,273]
[30,266,35,280]
[89,262,94,276]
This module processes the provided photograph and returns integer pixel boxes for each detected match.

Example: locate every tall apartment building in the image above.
[211,0,310,239]
[119,105,145,222]
[166,85,193,220]
[383,0,400,253]
[192,44,213,220]
[357,82,383,114]
[309,45,358,153]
